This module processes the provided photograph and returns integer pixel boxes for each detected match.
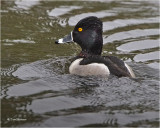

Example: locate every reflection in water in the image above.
[27,96,90,113]
[15,0,40,10]
[3,39,35,45]
[68,11,116,26]
[117,39,159,52]
[133,51,159,62]
[2,58,159,127]
[48,6,82,17]
[147,62,159,69]
[38,111,158,127]
[104,29,159,43]
[1,0,159,127]
[103,17,159,31]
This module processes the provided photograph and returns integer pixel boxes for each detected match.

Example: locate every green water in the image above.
[1,0,159,127]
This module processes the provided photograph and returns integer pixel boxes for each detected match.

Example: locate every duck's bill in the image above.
[55,32,73,44]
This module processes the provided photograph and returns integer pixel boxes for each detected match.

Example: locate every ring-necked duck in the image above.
[55,16,135,78]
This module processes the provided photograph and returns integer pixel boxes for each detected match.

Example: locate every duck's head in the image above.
[55,16,103,56]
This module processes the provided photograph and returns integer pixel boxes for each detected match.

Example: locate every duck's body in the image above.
[69,55,135,77]
[55,16,135,78]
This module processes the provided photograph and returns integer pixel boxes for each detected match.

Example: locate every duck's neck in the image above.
[79,50,101,58]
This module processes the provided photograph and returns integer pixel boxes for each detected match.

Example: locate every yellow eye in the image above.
[78,28,83,32]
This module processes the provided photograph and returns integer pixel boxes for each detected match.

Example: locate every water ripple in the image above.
[2,0,159,127]
[47,6,82,17]
[103,17,159,32]
[2,39,35,45]
[1,64,20,77]
[12,57,70,80]
[117,39,160,52]
[36,111,158,127]
[68,11,116,26]
[104,29,159,43]
[133,51,159,62]
[15,0,40,10]
[26,96,89,113]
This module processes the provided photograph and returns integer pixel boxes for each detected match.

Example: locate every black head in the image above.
[55,16,103,55]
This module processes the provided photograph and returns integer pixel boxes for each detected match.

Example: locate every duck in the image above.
[55,16,135,78]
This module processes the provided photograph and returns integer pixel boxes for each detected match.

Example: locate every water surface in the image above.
[1,0,159,127]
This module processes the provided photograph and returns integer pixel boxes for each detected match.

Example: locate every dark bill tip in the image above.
[55,40,59,44]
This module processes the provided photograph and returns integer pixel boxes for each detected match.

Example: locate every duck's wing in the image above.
[79,55,132,77]
[102,56,132,77]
